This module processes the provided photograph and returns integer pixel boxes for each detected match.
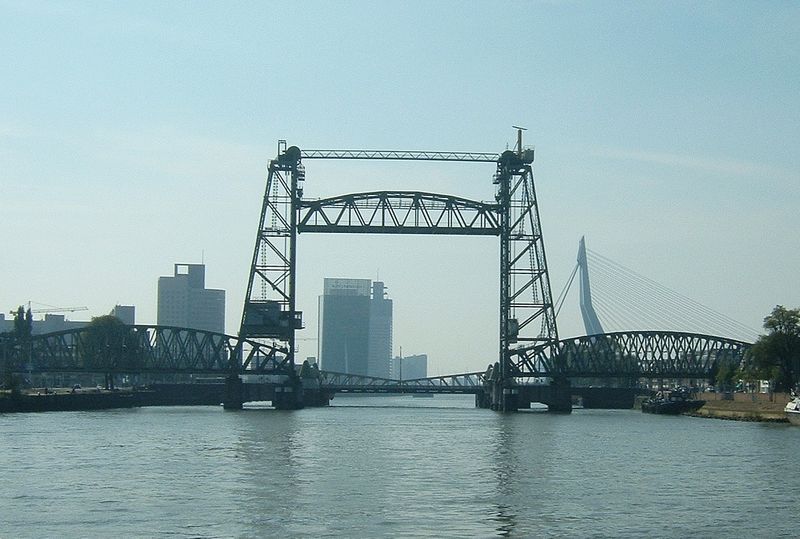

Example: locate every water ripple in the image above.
[1,398,799,537]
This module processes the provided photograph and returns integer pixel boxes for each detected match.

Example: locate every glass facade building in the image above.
[318,278,392,377]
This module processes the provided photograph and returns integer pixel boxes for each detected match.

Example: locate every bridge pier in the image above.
[272,379,304,410]
[224,375,331,410]
[501,385,520,412]
[223,375,243,410]
[475,390,491,409]
[477,381,522,412]
[543,380,572,413]
[478,380,573,413]
[301,378,332,407]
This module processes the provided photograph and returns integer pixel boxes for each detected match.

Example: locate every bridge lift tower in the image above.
[238,131,561,411]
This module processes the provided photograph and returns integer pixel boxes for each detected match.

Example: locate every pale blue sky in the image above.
[2,1,798,375]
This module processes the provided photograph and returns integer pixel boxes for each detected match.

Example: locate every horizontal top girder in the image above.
[301,149,500,162]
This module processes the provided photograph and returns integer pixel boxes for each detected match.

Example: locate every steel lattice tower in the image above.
[239,142,303,374]
[495,144,560,392]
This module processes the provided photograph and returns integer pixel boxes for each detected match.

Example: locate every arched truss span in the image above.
[298,191,500,235]
[512,331,751,379]
[1,326,287,375]
[4,328,751,383]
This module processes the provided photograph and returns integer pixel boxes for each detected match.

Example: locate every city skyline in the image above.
[2,2,798,376]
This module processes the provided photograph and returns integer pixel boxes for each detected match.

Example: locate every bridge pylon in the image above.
[493,131,561,411]
[238,141,303,389]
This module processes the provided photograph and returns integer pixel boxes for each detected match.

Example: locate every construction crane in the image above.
[9,302,89,316]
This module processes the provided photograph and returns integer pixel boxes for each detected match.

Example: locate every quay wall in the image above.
[688,391,790,422]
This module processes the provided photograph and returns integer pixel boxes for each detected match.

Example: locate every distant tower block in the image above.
[318,278,371,375]
[158,263,225,333]
[317,278,393,377]
[110,305,135,325]
[367,281,393,379]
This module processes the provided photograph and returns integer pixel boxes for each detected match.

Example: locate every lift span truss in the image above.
[240,142,561,380]
[298,192,500,235]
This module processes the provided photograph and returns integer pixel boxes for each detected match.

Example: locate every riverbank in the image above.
[686,392,790,423]
[0,384,225,413]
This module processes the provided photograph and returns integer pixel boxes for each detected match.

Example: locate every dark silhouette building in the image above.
[157,264,225,333]
[318,278,392,377]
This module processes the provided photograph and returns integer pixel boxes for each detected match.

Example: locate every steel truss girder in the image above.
[319,370,485,393]
[7,328,750,383]
[298,191,500,235]
[301,149,500,162]
[2,326,288,375]
[512,331,750,379]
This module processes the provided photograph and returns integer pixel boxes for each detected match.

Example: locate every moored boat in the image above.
[785,394,800,426]
[641,387,705,415]
[0,389,138,413]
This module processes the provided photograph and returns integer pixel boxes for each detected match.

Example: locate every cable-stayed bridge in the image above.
[1,134,755,411]
[554,236,758,342]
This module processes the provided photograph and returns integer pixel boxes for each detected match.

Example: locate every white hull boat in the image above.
[785,397,800,426]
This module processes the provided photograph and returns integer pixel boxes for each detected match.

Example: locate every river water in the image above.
[1,395,798,538]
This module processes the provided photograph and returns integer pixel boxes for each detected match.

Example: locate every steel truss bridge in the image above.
[240,137,558,405]
[1,326,750,389]
[1,134,754,409]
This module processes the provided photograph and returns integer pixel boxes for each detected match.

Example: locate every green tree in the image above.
[747,305,800,392]
[79,315,140,372]
[13,306,32,340]
[1,333,13,391]
[2,307,31,393]
[714,360,738,392]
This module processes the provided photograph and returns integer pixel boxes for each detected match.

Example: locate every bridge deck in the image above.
[323,384,481,395]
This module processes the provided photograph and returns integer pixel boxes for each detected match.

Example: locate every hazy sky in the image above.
[2,1,798,375]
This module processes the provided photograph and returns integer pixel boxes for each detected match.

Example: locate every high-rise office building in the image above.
[110,305,135,325]
[367,281,392,378]
[318,278,393,377]
[157,264,225,333]
[390,353,428,380]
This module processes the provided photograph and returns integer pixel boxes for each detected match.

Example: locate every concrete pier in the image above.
[222,375,331,410]
[477,380,573,413]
